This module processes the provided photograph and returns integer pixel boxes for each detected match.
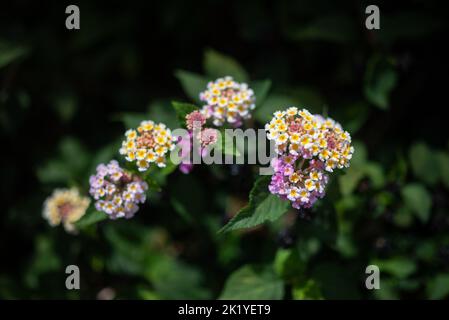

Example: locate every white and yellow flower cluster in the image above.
[265,107,353,172]
[199,76,255,127]
[43,188,90,233]
[119,120,176,171]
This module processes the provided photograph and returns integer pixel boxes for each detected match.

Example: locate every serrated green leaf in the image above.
[219,265,283,300]
[219,176,289,233]
[401,183,431,223]
[174,70,209,104]
[171,101,198,127]
[204,49,249,82]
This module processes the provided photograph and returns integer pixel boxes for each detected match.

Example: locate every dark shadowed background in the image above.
[1,0,449,299]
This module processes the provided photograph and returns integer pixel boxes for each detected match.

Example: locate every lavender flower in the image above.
[89,160,148,219]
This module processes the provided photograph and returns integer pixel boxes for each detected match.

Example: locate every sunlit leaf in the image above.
[219,176,289,233]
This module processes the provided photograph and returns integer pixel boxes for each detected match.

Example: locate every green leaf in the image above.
[254,94,299,123]
[426,274,449,299]
[364,56,397,110]
[174,70,209,104]
[144,175,162,192]
[338,141,385,195]
[363,163,385,188]
[215,129,241,157]
[251,79,271,107]
[0,42,30,69]
[170,175,206,223]
[147,100,178,129]
[219,176,289,233]
[219,265,283,300]
[311,262,361,299]
[292,86,326,112]
[401,183,432,223]
[171,101,199,127]
[113,112,147,129]
[37,137,89,185]
[146,256,211,299]
[292,279,323,300]
[274,248,305,281]
[75,209,108,229]
[338,167,364,196]
[409,142,438,185]
[393,205,413,228]
[24,235,61,289]
[373,257,417,279]
[286,14,356,43]
[204,49,249,82]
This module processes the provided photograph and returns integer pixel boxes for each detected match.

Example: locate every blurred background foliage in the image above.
[1,0,449,299]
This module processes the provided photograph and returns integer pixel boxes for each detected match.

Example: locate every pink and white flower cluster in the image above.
[199,76,255,127]
[89,160,148,219]
[266,107,354,209]
[269,156,329,209]
[178,111,219,174]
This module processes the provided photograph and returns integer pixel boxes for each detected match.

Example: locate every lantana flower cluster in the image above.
[199,76,255,127]
[89,160,148,219]
[119,120,176,171]
[266,107,354,209]
[178,110,219,174]
[43,188,90,232]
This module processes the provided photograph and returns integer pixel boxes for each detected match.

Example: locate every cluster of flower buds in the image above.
[119,120,176,171]
[199,76,255,127]
[89,160,148,219]
[178,110,219,174]
[43,188,90,232]
[266,107,353,209]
